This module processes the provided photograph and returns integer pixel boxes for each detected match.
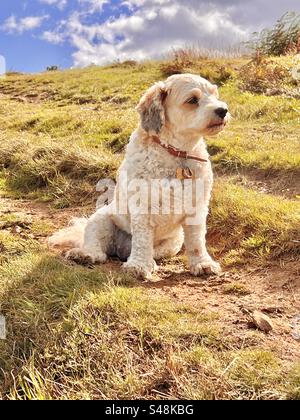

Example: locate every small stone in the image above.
[251,310,274,333]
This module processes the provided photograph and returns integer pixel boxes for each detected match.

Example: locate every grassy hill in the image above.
[0,56,299,400]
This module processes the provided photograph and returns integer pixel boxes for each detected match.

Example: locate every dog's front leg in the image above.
[123,216,155,280]
[183,223,221,277]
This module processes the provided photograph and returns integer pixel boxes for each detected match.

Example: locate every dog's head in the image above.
[137,74,229,139]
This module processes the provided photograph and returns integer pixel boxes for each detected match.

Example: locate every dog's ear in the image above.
[136,82,167,135]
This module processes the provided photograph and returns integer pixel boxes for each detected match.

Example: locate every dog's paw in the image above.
[123,260,153,281]
[190,258,222,277]
[65,248,107,265]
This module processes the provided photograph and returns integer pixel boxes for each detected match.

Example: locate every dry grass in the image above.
[0,267,297,400]
[239,54,299,94]
[210,181,300,265]
[0,136,120,207]
[159,46,246,82]
[0,55,299,400]
[161,61,235,86]
[247,12,300,56]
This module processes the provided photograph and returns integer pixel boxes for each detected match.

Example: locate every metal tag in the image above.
[176,168,195,180]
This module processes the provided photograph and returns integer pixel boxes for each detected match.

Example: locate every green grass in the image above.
[0,56,299,400]
[210,181,300,265]
[223,282,251,296]
[287,364,300,400]
[0,248,295,399]
[208,83,300,172]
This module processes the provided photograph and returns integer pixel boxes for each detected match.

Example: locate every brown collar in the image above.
[152,136,208,163]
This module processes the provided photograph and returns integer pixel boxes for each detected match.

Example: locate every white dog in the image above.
[49,74,229,280]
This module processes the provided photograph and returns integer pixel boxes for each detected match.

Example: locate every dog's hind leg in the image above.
[66,206,114,265]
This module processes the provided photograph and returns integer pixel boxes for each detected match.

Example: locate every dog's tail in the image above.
[48,217,88,250]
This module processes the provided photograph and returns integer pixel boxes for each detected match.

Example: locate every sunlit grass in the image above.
[0,56,299,400]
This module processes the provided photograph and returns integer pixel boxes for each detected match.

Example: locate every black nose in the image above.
[215,107,228,119]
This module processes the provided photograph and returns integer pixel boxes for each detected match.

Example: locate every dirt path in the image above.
[1,196,300,362]
[145,260,300,361]
[216,168,300,200]
[0,196,92,239]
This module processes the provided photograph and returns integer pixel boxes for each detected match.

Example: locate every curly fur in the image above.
[49,74,229,280]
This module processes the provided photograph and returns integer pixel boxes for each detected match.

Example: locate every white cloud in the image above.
[40,0,109,12]
[1,14,49,34]
[66,1,248,67]
[42,30,65,44]
[78,0,109,12]
[37,0,300,67]
[39,0,68,10]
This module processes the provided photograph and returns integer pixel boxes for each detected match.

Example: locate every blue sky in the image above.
[0,0,299,73]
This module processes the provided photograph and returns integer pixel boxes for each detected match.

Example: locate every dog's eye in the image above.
[186,96,199,105]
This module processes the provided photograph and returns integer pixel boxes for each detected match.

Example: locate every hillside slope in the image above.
[0,57,299,400]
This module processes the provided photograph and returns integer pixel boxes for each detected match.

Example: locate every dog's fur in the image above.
[49,74,229,279]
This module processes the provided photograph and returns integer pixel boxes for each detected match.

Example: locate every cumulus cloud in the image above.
[51,0,250,66]
[1,14,49,34]
[9,0,298,67]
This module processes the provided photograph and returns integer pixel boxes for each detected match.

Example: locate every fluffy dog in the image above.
[49,74,229,279]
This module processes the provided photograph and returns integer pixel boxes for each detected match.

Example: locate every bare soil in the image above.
[146,260,300,362]
[216,169,300,200]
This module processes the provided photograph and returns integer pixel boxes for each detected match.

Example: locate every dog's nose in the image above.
[215,107,228,119]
